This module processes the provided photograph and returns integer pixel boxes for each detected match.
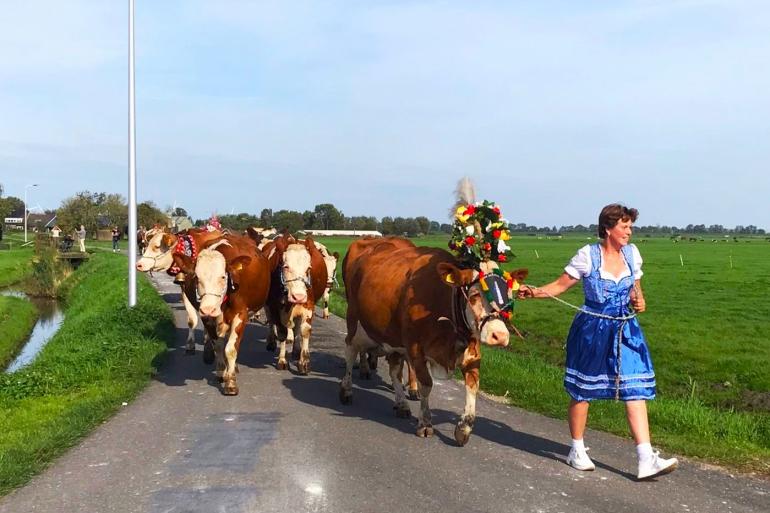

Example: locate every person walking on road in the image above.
[518,203,678,480]
[77,224,86,252]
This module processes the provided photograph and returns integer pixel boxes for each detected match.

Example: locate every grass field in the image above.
[315,234,770,473]
[0,296,38,369]
[0,253,174,496]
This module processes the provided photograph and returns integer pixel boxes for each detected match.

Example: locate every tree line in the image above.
[1,184,765,238]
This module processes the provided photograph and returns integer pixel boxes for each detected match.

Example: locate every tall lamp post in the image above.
[24,183,39,243]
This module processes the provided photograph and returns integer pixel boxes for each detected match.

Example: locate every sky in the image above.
[1,0,768,229]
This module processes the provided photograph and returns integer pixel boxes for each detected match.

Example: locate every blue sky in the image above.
[1,0,768,229]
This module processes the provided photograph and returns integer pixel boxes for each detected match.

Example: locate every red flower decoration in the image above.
[465,236,476,246]
[500,310,511,320]
[464,204,476,215]
[493,206,501,216]
[492,229,501,239]
[483,242,492,251]
[498,254,507,262]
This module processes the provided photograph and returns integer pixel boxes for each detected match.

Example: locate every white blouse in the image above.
[564,244,643,282]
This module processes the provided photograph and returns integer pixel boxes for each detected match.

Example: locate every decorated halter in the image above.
[447,199,520,325]
[168,234,199,276]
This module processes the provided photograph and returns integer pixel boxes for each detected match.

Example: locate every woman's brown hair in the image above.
[598,204,638,239]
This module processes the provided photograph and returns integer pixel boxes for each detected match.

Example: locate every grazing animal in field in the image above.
[172,234,270,395]
[341,236,527,445]
[135,228,223,359]
[264,235,328,374]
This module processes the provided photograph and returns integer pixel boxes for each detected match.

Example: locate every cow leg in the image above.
[221,315,244,395]
[388,354,411,418]
[202,318,216,365]
[405,361,420,400]
[322,289,330,319]
[181,291,198,354]
[340,317,363,404]
[358,351,372,380]
[412,357,434,438]
[277,315,293,371]
[455,338,481,446]
[296,308,313,375]
[214,337,226,381]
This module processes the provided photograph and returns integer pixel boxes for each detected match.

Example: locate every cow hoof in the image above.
[185,347,195,355]
[277,360,289,371]
[394,405,411,418]
[454,423,472,447]
[266,341,276,352]
[407,389,420,401]
[297,362,310,375]
[203,345,215,364]
[416,425,434,438]
[217,376,224,383]
[339,389,352,405]
[223,385,239,396]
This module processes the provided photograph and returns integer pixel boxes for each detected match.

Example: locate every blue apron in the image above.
[563,244,656,402]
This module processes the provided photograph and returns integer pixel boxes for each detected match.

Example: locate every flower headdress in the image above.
[448,199,513,265]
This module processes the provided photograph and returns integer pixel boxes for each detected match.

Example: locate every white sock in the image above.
[572,439,586,452]
[636,442,653,461]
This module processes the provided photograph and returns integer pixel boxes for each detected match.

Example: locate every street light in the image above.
[24,183,39,243]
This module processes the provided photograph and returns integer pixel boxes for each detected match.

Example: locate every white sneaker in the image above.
[637,450,678,480]
[566,447,595,471]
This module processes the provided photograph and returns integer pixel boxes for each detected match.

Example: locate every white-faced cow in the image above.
[313,241,340,319]
[264,235,328,374]
[341,237,527,445]
[172,234,271,395]
[136,228,223,360]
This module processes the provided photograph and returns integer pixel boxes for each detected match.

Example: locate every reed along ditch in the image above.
[1,288,64,373]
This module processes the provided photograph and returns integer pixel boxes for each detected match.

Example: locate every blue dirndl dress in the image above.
[563,244,656,402]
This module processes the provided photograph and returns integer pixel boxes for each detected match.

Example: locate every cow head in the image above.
[192,240,251,318]
[136,232,177,272]
[437,262,523,348]
[282,243,312,304]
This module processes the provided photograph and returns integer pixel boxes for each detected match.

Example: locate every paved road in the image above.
[1,272,767,513]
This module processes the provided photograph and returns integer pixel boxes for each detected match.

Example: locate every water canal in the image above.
[1,288,64,373]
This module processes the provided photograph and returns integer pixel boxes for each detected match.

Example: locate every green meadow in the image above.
[317,234,770,474]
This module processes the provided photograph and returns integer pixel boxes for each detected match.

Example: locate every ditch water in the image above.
[1,288,64,373]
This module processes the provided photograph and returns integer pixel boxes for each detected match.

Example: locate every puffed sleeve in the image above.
[564,245,592,279]
[630,244,644,279]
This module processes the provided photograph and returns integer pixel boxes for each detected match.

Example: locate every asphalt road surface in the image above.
[1,272,768,513]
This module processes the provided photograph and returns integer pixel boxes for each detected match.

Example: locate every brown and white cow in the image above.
[136,228,223,360]
[340,237,527,445]
[313,241,340,319]
[264,235,328,374]
[172,234,271,395]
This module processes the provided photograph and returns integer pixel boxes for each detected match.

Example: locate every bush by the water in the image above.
[25,249,71,298]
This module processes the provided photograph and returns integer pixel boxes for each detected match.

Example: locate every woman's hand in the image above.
[517,285,534,299]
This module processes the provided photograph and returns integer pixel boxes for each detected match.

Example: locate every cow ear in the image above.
[172,253,195,275]
[508,268,529,282]
[437,262,475,287]
[161,233,176,250]
[228,255,252,273]
[332,251,340,260]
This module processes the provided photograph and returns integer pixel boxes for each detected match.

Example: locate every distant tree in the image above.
[0,195,24,221]
[57,191,102,234]
[302,210,316,230]
[259,208,273,227]
[439,223,452,234]
[379,216,395,235]
[138,201,168,229]
[429,221,440,233]
[313,203,344,230]
[272,209,304,233]
[220,213,260,231]
[171,207,188,217]
[415,216,430,235]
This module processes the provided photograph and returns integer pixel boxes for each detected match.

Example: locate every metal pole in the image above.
[128,0,137,307]
[23,187,27,243]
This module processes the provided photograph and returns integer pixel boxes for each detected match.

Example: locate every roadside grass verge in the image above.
[0,296,38,369]
[0,246,34,288]
[0,253,174,496]
[319,235,770,474]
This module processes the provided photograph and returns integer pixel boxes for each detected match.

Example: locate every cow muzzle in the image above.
[481,317,510,347]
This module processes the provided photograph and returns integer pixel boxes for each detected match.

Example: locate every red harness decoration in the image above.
[167,234,198,276]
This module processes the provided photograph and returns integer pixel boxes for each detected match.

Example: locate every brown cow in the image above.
[136,228,223,360]
[172,234,270,395]
[340,237,527,445]
[264,235,328,374]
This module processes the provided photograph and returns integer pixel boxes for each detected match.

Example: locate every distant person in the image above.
[77,224,86,252]
[51,225,61,239]
[518,204,678,481]
[111,226,120,253]
[137,225,147,255]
